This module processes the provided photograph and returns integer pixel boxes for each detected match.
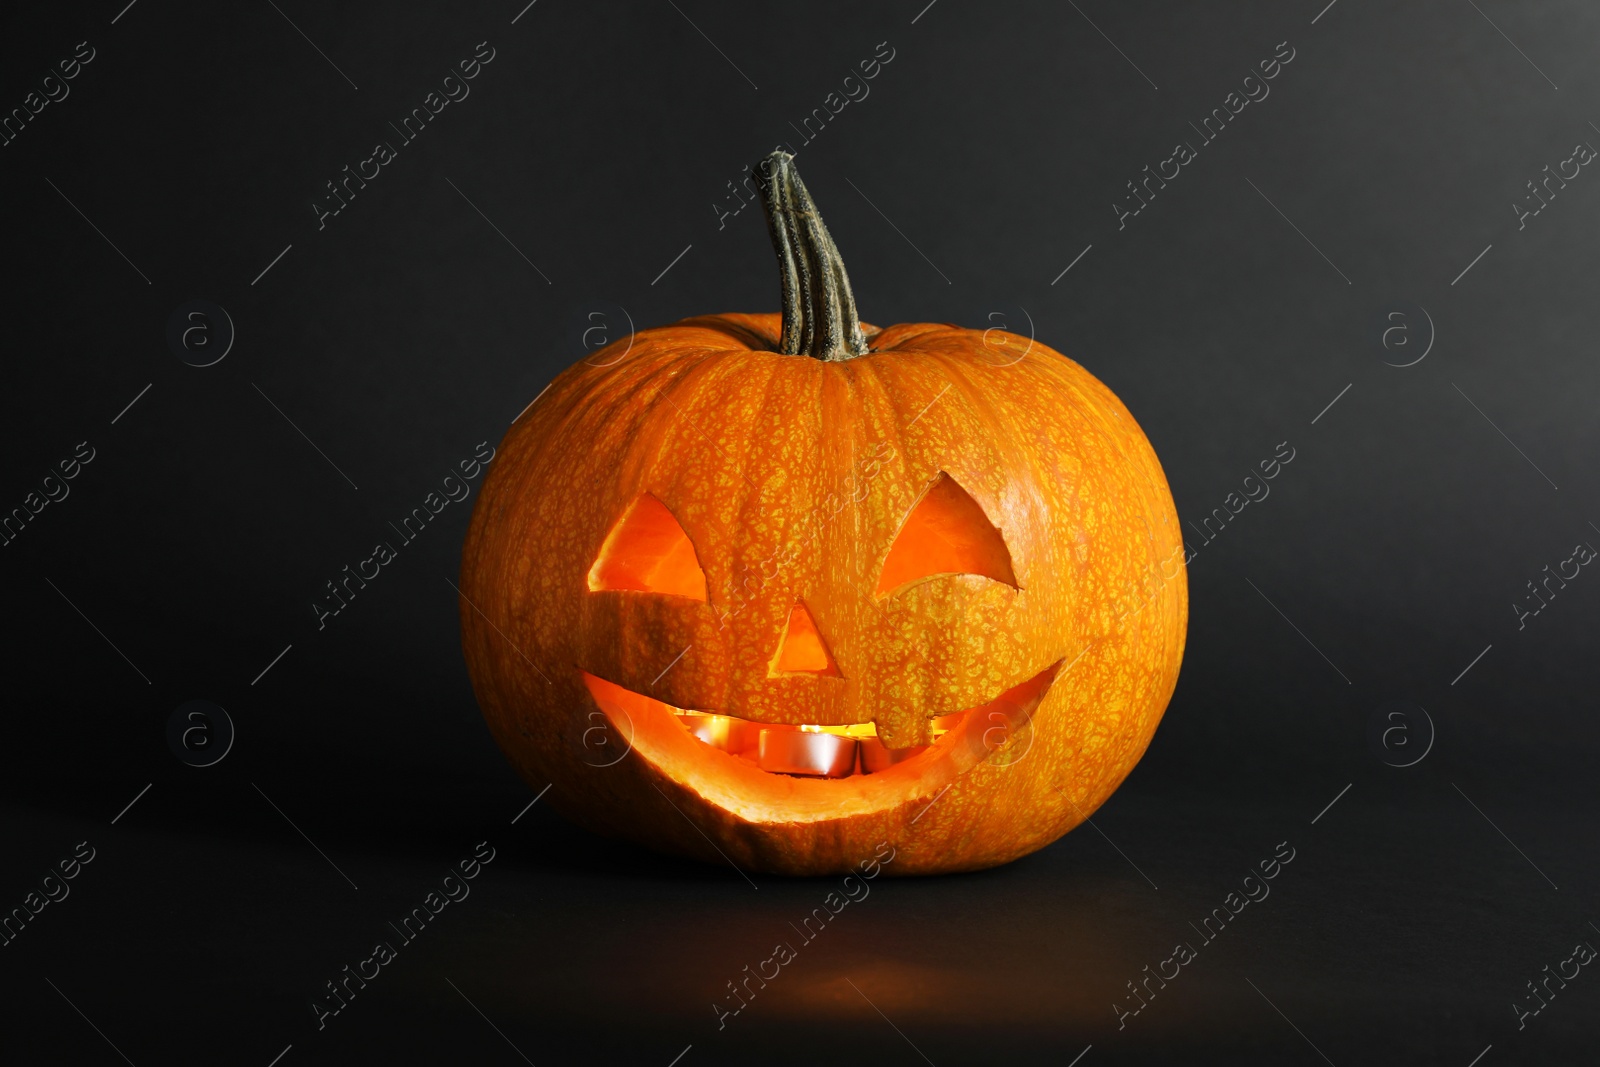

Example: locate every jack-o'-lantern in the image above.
[459,151,1186,875]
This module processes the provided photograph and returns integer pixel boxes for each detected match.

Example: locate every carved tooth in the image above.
[858,738,930,774]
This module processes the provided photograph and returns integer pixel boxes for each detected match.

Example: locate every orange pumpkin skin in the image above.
[459,310,1187,876]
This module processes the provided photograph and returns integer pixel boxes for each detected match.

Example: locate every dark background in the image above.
[2,0,1597,1062]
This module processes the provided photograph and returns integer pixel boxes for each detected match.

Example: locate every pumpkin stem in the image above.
[756,150,869,361]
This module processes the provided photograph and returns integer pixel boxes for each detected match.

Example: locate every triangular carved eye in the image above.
[587,493,707,601]
[874,473,1017,597]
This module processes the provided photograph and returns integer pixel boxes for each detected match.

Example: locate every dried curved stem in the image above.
[755,150,869,361]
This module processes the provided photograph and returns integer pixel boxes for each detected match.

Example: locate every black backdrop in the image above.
[3,0,1598,1062]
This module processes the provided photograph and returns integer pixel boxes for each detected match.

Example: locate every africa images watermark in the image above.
[713,842,897,1029]
[0,39,96,148]
[1111,439,1298,629]
[1185,440,1296,552]
[1511,532,1595,630]
[0,841,97,948]
[1114,39,1297,230]
[1511,133,1597,232]
[1112,840,1297,1029]
[312,441,495,629]
[711,39,898,233]
[311,841,496,1030]
[312,42,498,231]
[0,440,96,549]
[1511,923,1597,1031]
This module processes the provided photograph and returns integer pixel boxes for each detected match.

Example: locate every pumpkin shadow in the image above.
[510,802,1037,885]
[509,808,759,883]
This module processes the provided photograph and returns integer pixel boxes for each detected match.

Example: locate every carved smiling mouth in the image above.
[581,660,1062,780]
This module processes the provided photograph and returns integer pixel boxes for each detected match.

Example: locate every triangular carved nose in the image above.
[770,600,840,677]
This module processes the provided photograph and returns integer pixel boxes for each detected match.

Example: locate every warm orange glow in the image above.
[678,713,763,760]
[576,662,1062,796]
[771,600,840,676]
[875,472,1017,597]
[679,711,876,740]
[758,728,858,777]
[858,737,930,773]
[586,493,707,600]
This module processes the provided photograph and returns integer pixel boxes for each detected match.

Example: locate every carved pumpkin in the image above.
[459,151,1186,875]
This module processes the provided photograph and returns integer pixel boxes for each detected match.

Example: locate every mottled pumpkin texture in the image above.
[459,313,1186,875]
